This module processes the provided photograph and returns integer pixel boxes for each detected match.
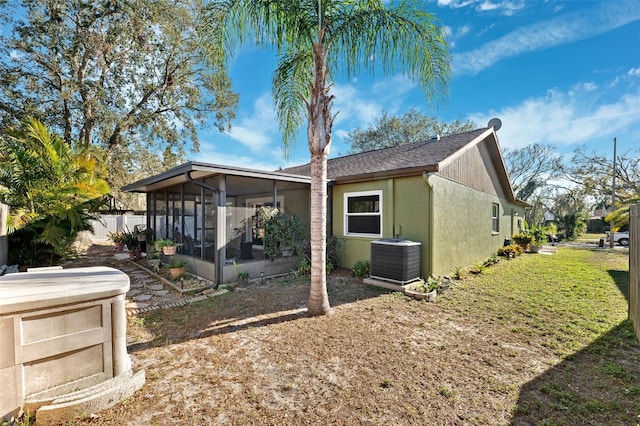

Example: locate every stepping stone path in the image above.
[133,294,152,301]
[65,244,224,315]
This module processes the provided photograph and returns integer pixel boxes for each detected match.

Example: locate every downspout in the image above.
[184,171,223,287]
[422,172,436,277]
[327,181,335,237]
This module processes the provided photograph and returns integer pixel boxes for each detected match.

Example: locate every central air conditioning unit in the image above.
[370,239,421,284]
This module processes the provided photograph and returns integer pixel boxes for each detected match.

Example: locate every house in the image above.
[282,125,528,278]
[123,123,527,285]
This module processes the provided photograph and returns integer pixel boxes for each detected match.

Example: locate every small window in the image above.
[344,191,382,237]
[492,203,500,233]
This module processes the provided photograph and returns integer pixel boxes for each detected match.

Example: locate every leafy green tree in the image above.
[345,109,475,154]
[204,0,449,315]
[0,118,110,264]
[0,0,238,207]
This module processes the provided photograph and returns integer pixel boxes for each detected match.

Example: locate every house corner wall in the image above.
[430,175,521,276]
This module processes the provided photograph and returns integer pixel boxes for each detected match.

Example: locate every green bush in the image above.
[296,258,311,276]
[497,243,524,258]
[352,260,370,277]
[263,211,307,258]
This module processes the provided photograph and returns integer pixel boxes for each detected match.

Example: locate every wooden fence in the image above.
[629,204,639,341]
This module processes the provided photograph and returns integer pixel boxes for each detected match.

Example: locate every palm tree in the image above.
[202,0,449,315]
[606,193,640,230]
[0,118,109,264]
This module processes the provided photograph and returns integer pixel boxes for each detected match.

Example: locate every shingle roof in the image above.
[281,127,490,180]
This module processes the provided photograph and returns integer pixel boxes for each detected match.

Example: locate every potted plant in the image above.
[528,225,547,253]
[512,232,534,251]
[252,206,279,244]
[263,211,306,258]
[122,231,141,259]
[168,260,187,279]
[107,230,126,253]
[155,238,177,255]
[403,276,439,301]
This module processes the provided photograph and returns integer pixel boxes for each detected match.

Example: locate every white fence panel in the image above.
[90,214,147,242]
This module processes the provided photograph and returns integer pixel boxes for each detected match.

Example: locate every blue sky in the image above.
[196,0,640,171]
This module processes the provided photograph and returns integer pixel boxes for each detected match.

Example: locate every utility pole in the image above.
[609,137,617,249]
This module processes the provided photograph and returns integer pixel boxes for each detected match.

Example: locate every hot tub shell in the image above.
[0,266,142,421]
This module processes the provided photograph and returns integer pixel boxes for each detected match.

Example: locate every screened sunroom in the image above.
[122,162,311,285]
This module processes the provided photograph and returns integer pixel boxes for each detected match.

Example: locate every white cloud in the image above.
[453,2,640,75]
[437,0,524,15]
[445,24,473,48]
[223,92,277,152]
[477,1,525,16]
[469,84,640,150]
[331,76,414,127]
[629,68,640,77]
[190,144,282,171]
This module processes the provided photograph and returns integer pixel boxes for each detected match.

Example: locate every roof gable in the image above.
[282,126,525,205]
[282,127,490,180]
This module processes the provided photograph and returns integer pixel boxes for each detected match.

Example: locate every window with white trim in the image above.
[492,203,500,233]
[344,190,382,237]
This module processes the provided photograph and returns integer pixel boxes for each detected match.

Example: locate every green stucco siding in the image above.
[331,174,524,278]
[430,175,525,276]
[331,176,432,277]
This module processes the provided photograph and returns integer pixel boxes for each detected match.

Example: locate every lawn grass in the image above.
[449,247,630,358]
[447,247,638,425]
[65,245,639,425]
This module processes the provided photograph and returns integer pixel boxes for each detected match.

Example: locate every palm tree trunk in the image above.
[306,40,332,316]
[307,151,330,315]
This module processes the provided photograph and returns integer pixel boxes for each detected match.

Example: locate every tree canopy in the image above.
[345,109,476,154]
[0,0,238,207]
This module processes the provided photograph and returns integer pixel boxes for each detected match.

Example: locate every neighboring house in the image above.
[124,124,527,285]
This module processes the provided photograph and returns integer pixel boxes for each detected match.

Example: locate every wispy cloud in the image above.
[437,0,524,15]
[189,146,282,171]
[453,2,640,75]
[444,24,472,48]
[223,92,277,152]
[331,74,416,126]
[469,81,640,150]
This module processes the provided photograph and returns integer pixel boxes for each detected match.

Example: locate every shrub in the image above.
[512,232,534,248]
[497,243,524,258]
[352,260,370,277]
[296,258,311,276]
[263,211,307,258]
[452,266,463,280]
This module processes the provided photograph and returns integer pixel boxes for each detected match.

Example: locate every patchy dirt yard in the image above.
[65,246,637,426]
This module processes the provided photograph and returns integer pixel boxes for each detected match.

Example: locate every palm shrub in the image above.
[0,118,109,265]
